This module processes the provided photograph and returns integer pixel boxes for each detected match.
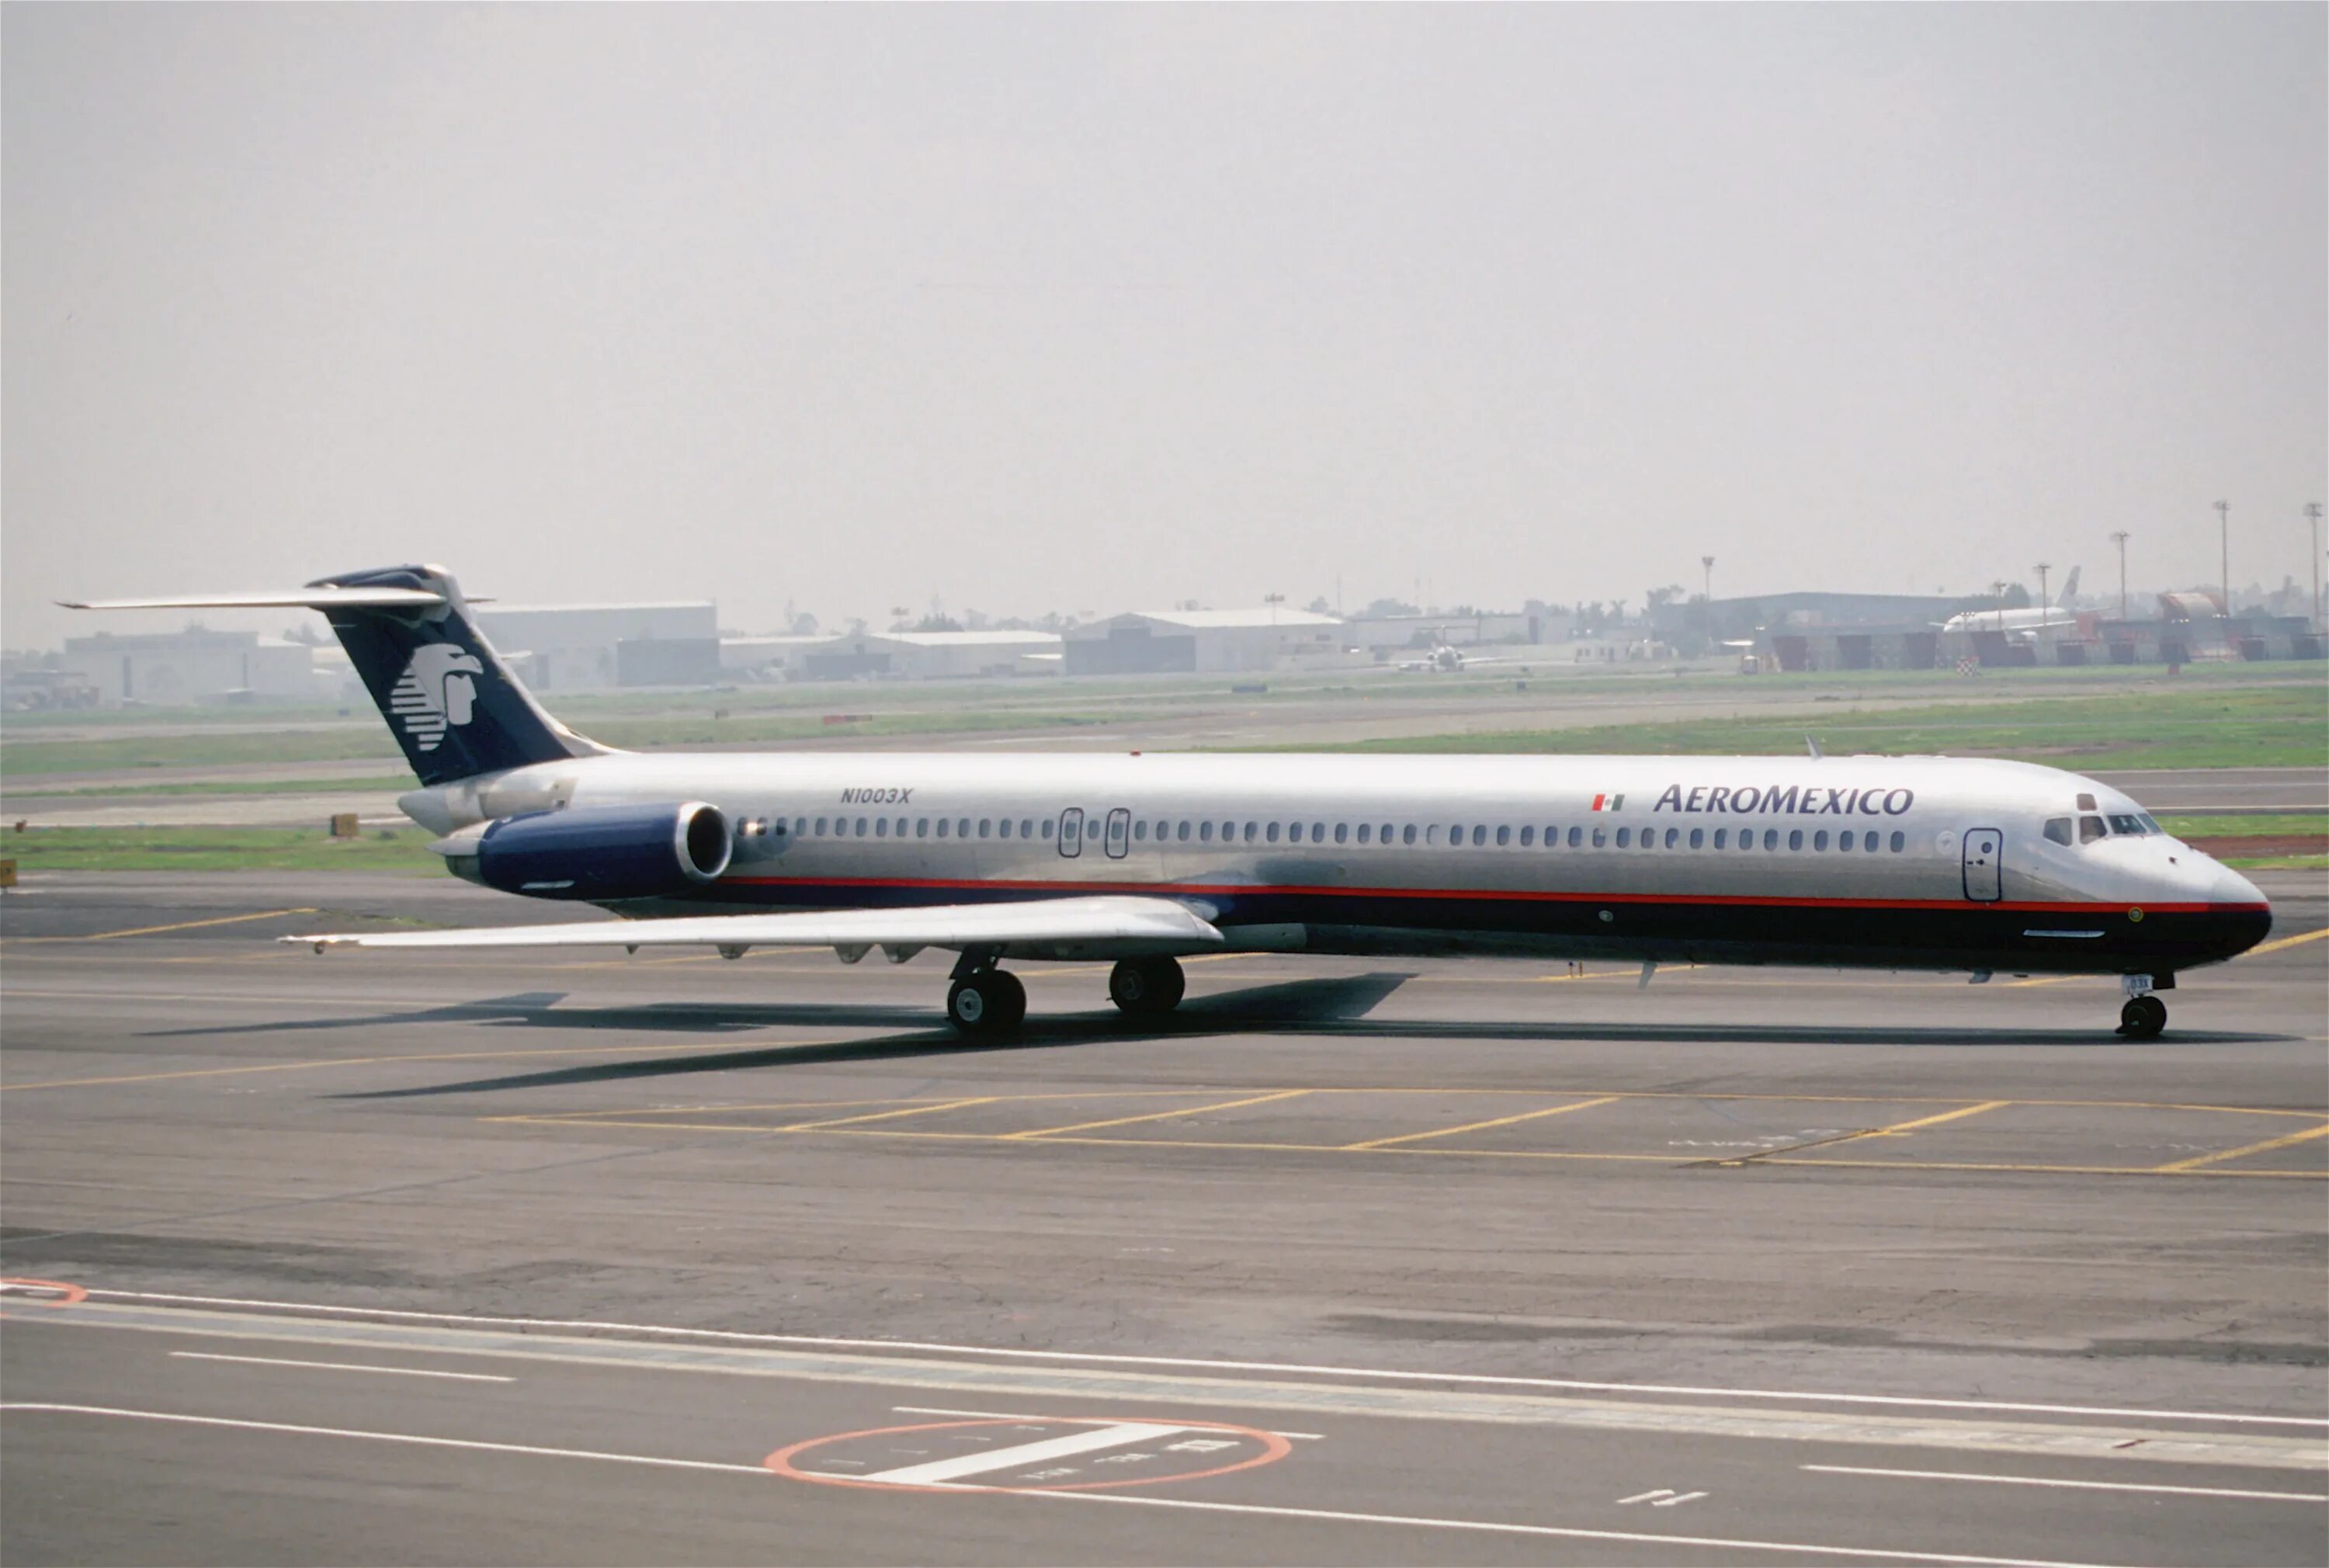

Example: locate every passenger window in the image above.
[1356,824,1370,844]
[1266,823,1281,843]
[1448,823,1463,844]
[1837,831,1851,852]
[1022,819,1035,838]
[1689,828,1704,849]
[1403,824,1417,845]
[1468,825,1484,846]
[2079,815,2107,844]
[1862,831,1877,852]
[1664,827,1679,848]
[2044,817,2072,845]
[975,819,988,838]
[1244,821,1258,842]
[856,817,869,836]
[1814,830,1828,851]
[1200,821,1214,842]
[1335,823,1349,844]
[1178,821,1191,841]
[1712,828,1725,849]
[1788,829,1803,851]
[931,820,942,838]
[1519,826,1532,847]
[960,819,970,838]
[1042,819,1055,838]
[1616,827,1631,848]
[1313,824,1326,844]
[1133,820,1147,841]
[1428,825,1443,845]
[1890,831,1905,852]
[1384,823,1397,843]
[1591,827,1606,847]
[1569,826,1584,848]
[876,818,890,838]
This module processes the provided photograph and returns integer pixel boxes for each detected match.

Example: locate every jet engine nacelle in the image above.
[476,801,731,900]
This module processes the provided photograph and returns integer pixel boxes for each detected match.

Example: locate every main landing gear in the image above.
[942,953,1189,1037]
[2116,975,2170,1040]
[1108,956,1186,1021]
[946,951,1026,1039]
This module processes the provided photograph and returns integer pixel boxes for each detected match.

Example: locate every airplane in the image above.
[1939,567,2084,642]
[1394,640,1515,673]
[67,564,2268,1040]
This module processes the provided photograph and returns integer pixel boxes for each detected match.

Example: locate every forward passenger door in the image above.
[1961,827,2003,901]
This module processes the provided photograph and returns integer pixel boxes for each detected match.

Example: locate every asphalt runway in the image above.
[3,872,2324,1566]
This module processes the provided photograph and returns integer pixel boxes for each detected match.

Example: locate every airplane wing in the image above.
[283,894,1225,956]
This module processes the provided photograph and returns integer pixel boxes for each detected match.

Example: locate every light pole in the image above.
[1992,578,2008,633]
[2035,562,2051,625]
[1701,556,1714,602]
[2213,499,2230,619]
[2306,504,2323,631]
[2109,531,2129,619]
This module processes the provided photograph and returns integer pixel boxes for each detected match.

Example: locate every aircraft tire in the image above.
[946,973,1022,1038]
[987,970,1027,1031]
[1109,956,1186,1019]
[2116,994,2168,1040]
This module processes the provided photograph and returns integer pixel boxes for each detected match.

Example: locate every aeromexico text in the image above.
[1650,784,1914,816]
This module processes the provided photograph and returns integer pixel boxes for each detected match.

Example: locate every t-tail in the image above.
[61,564,604,786]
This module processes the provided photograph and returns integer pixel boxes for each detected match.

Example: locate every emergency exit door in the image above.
[1961,827,2003,902]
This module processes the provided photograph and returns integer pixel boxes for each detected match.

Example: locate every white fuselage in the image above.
[404,751,2269,977]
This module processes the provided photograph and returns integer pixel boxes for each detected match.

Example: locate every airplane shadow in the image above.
[318,971,2294,1102]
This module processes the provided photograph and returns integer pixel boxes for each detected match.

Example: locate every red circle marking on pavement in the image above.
[0,1278,88,1307]
[765,1416,1293,1494]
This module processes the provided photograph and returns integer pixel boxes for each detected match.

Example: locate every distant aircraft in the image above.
[1395,637,1515,673]
[1940,567,2083,641]
[66,563,2268,1039]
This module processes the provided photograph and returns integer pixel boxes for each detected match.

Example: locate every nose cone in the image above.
[2190,855,2272,961]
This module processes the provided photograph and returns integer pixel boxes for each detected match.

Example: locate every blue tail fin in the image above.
[311,565,602,786]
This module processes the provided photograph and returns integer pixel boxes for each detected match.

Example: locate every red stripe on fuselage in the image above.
[718,874,2255,916]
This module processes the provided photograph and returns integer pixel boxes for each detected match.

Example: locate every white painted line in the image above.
[1654,1490,1709,1507]
[170,1351,513,1383]
[8,1400,2128,1568]
[890,1405,1323,1439]
[1803,1463,2327,1504]
[863,1421,1186,1486]
[1013,1485,2137,1568]
[0,1404,765,1476]
[82,1288,2327,1431]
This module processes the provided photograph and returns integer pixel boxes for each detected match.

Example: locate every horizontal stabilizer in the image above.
[286,894,1225,953]
[60,587,446,612]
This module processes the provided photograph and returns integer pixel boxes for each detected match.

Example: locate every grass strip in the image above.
[0,827,440,873]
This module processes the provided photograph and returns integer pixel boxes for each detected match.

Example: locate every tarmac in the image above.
[2,870,2324,1566]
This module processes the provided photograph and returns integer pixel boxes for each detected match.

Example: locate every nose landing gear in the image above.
[2116,975,2169,1039]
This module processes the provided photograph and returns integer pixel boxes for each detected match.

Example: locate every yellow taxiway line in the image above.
[1343,1095,1622,1150]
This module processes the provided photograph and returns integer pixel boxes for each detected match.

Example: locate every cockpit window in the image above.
[2138,813,2163,834]
[2043,817,2073,846]
[2078,815,2107,844]
[2108,813,2145,836]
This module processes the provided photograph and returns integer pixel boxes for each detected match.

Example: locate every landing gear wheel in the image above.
[947,970,1025,1038]
[2117,994,2168,1040]
[1109,957,1186,1020]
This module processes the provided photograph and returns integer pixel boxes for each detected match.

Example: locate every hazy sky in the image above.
[6,4,2324,648]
